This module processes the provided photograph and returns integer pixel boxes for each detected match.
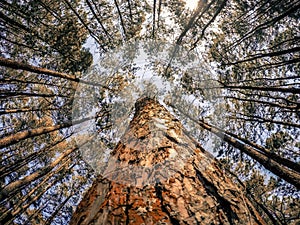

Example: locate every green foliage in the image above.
[1,0,92,73]
[266,131,292,150]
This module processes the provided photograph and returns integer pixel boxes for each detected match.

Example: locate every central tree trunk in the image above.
[70,97,266,225]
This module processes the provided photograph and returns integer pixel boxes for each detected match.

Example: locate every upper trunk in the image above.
[70,97,266,225]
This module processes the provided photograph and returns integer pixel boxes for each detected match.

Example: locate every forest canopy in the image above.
[0,0,299,224]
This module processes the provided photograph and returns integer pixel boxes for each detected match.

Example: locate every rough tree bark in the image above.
[70,97,266,225]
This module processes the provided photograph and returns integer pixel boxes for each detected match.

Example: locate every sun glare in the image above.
[185,0,199,10]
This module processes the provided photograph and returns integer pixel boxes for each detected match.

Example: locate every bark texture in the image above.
[70,97,266,225]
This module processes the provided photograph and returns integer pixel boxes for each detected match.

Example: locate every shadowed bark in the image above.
[70,97,266,225]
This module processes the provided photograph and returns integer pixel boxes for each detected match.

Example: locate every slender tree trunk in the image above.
[0,91,69,99]
[231,114,300,128]
[176,0,214,45]
[0,146,75,201]
[113,0,127,39]
[0,107,61,115]
[174,106,300,189]
[0,116,94,149]
[62,0,105,50]
[192,0,228,49]
[225,46,300,65]
[70,97,266,224]
[222,85,300,94]
[0,160,72,224]
[152,0,156,38]
[85,0,112,41]
[226,0,300,50]
[0,57,109,88]
[0,135,69,177]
